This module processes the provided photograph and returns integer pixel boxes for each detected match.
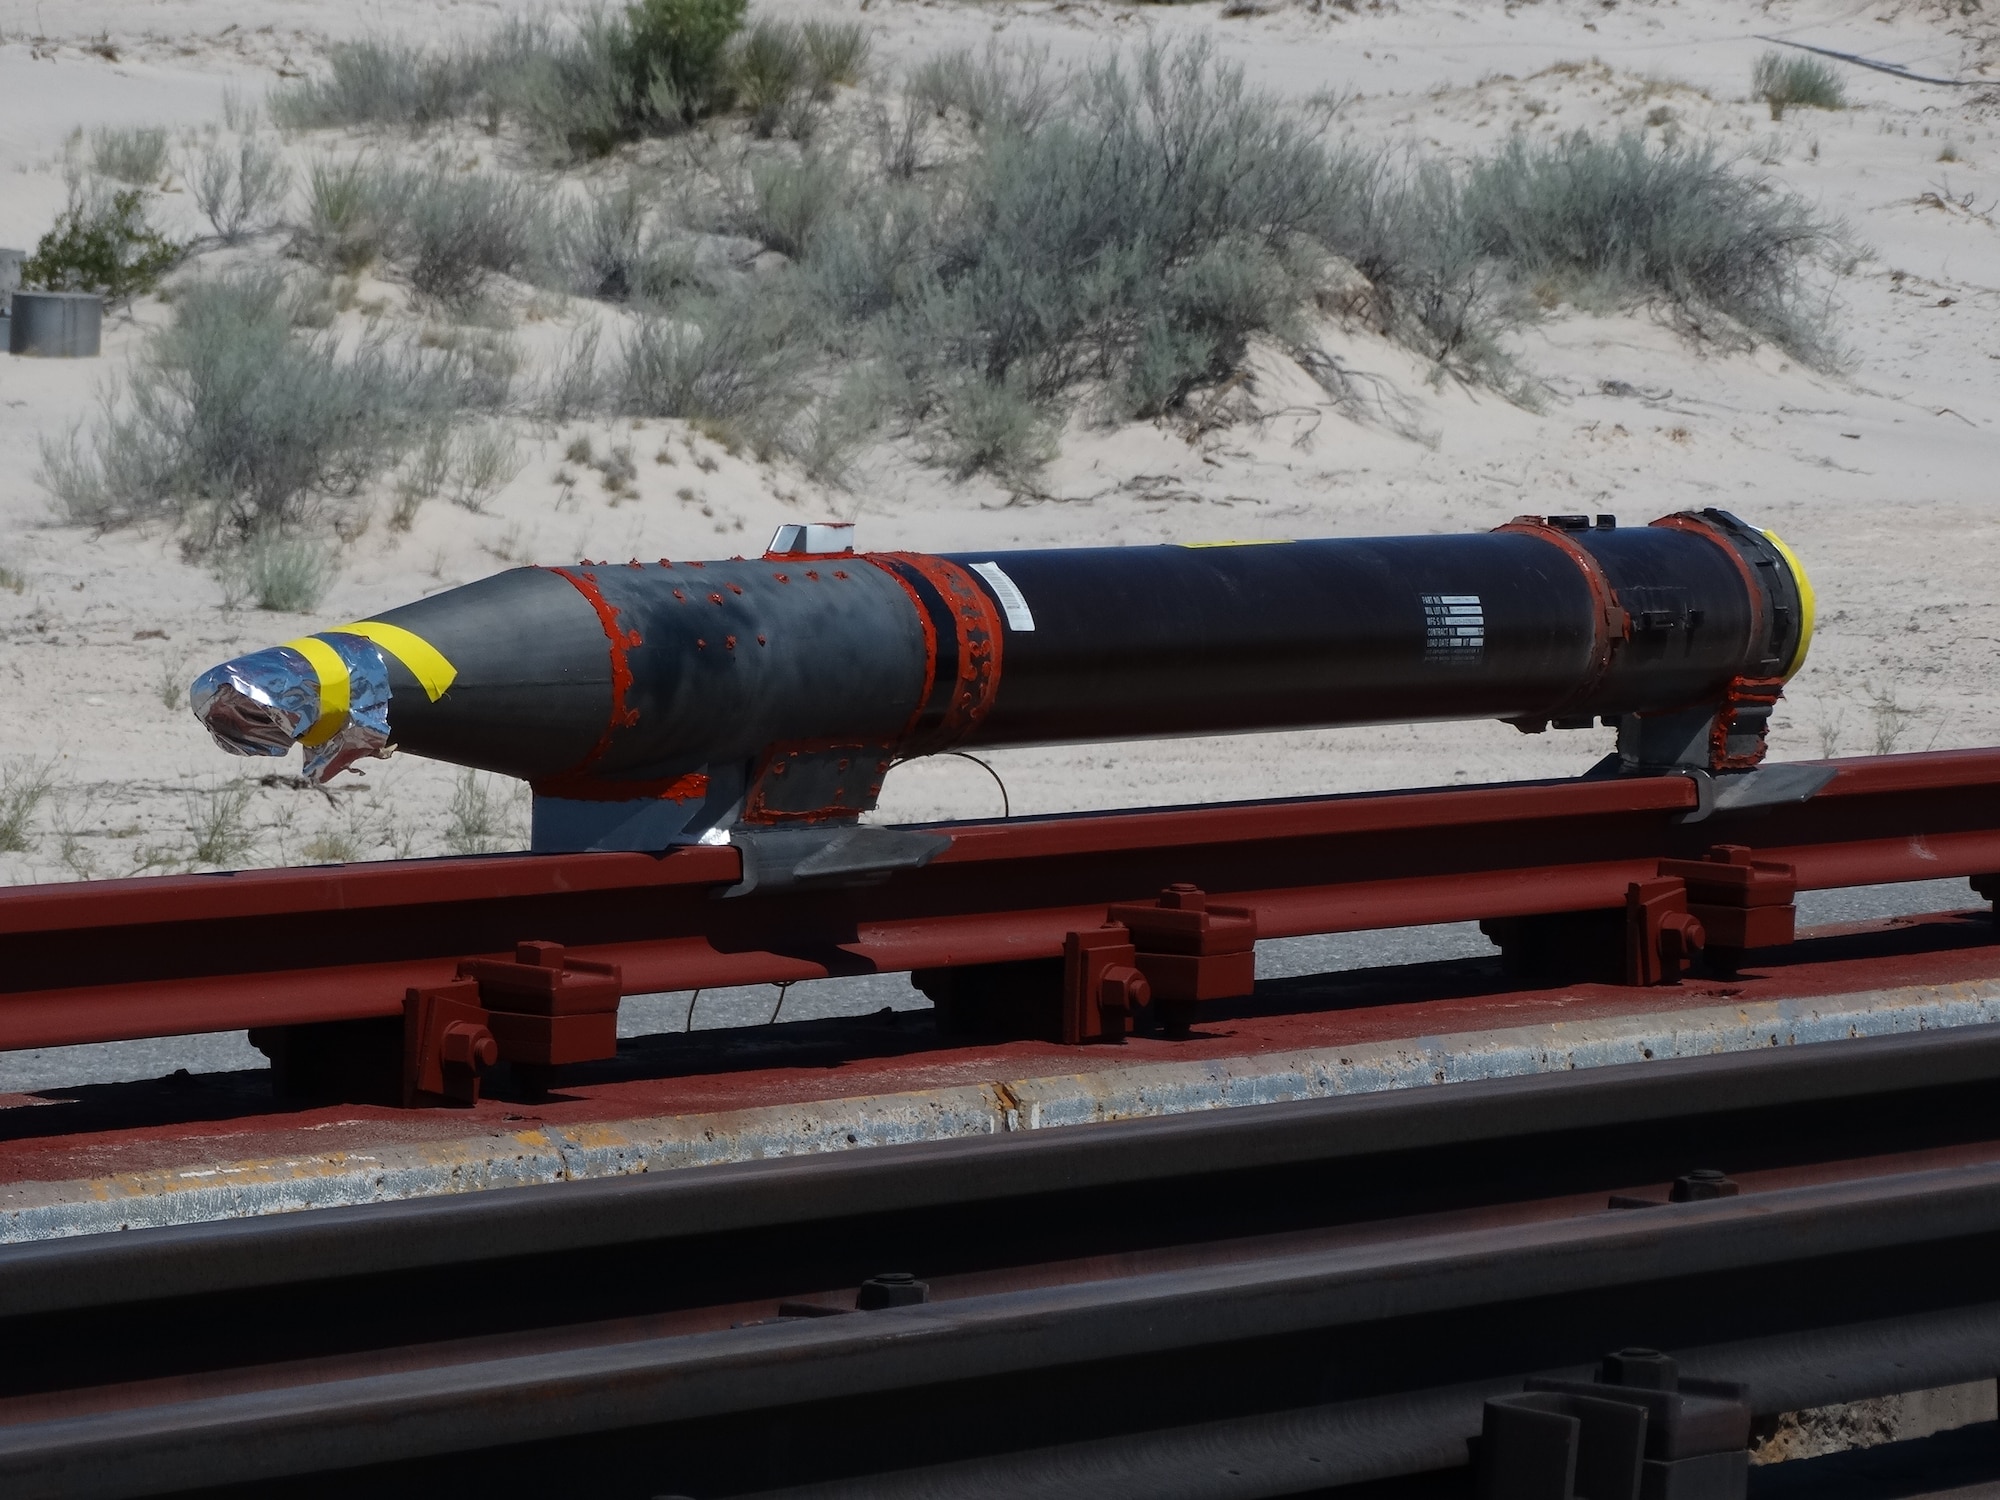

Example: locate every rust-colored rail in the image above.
[1,749,1997,1057]
[8,1028,2000,1498]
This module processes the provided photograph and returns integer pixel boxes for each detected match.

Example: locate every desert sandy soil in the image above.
[0,0,1995,1077]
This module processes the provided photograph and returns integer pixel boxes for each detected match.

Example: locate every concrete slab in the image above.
[4,911,1999,1241]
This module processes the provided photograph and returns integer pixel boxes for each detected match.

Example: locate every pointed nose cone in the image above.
[191,633,392,783]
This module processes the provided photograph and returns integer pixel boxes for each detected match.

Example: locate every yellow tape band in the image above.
[285,635,351,748]
[337,621,458,702]
[1760,529,1815,680]
[1178,539,1293,549]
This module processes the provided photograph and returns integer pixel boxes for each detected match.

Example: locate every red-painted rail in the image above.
[2,750,1998,1053]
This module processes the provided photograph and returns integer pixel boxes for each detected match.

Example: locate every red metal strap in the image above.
[1494,519,1629,716]
[865,553,1005,756]
[1648,512,1770,666]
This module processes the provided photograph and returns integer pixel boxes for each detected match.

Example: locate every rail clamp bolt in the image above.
[856,1273,930,1311]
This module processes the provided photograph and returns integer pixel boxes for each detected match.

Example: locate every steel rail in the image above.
[4,1029,2000,1496]
[0,748,1997,1053]
[9,1160,2000,1499]
[747,1304,2000,1500]
[6,1023,2000,1318]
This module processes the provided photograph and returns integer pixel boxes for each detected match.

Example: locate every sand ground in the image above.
[0,0,1994,875]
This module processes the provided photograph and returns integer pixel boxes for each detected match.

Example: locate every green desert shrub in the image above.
[1752,51,1846,119]
[623,0,747,122]
[20,186,183,306]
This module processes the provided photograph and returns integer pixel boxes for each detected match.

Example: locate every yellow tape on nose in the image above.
[338,621,458,701]
[285,636,352,748]
[284,623,457,750]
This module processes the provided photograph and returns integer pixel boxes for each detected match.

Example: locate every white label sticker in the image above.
[971,561,1036,632]
[1422,593,1483,664]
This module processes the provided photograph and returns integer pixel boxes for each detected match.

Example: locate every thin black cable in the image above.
[684,988,704,1031]
[938,751,1010,819]
[1754,34,1978,86]
[767,981,793,1025]
[883,751,1012,818]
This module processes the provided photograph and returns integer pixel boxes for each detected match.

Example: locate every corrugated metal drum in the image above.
[0,249,21,349]
[9,290,102,357]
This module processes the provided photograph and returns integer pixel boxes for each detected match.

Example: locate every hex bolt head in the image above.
[1601,1347,1679,1390]
[856,1272,930,1310]
[1669,1168,1740,1202]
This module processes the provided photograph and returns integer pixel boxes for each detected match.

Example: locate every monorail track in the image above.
[11,1022,2000,1499]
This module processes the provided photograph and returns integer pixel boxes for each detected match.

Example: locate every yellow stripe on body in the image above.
[337,621,459,701]
[1760,529,1816,680]
[284,636,351,747]
[1178,539,1293,549]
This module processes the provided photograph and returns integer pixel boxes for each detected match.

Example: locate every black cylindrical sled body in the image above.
[192,510,1812,848]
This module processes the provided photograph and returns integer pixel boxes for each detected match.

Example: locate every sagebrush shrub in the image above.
[1463,130,1840,361]
[502,14,658,158]
[744,153,847,258]
[561,184,649,299]
[215,531,339,612]
[260,26,1843,489]
[801,22,870,90]
[906,43,1060,136]
[89,126,170,185]
[399,170,549,306]
[271,2,748,158]
[270,37,487,130]
[728,20,808,137]
[39,272,506,544]
[893,44,1358,417]
[617,292,805,450]
[294,155,426,275]
[191,138,293,244]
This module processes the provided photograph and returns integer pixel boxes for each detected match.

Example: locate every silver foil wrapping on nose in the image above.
[190,634,392,783]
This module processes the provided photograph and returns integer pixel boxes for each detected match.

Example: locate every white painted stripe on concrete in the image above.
[5,977,1999,1242]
